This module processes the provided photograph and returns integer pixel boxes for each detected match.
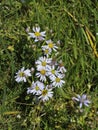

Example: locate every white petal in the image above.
[41,31,46,36]
[82,94,87,99]
[33,27,36,32]
[84,103,89,107]
[77,95,81,99]
[34,38,39,42]
[79,103,83,108]
[28,33,35,38]
[36,27,40,32]
[72,97,79,101]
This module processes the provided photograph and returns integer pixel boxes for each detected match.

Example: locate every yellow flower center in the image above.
[19,72,25,77]
[42,61,46,66]
[48,42,53,48]
[51,69,55,74]
[35,32,41,37]
[35,86,39,91]
[40,69,46,75]
[45,49,49,54]
[42,89,48,96]
[55,77,60,82]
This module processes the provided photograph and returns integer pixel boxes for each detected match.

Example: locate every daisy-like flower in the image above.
[41,46,52,57]
[72,94,91,108]
[35,56,52,70]
[58,66,66,74]
[38,86,53,102]
[45,39,58,51]
[50,74,65,87]
[28,26,46,42]
[15,67,31,83]
[57,60,67,74]
[46,65,60,79]
[36,67,47,81]
[27,81,44,95]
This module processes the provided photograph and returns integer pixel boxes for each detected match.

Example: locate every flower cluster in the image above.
[15,26,66,102]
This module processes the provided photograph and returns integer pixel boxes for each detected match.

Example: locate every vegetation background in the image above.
[0,0,98,129]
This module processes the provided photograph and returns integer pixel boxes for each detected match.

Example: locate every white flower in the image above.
[38,86,53,102]
[16,114,21,119]
[28,26,46,42]
[15,67,31,83]
[58,66,66,74]
[57,60,67,73]
[50,74,65,87]
[46,65,59,78]
[57,65,66,74]
[26,27,30,33]
[72,94,91,108]
[31,67,34,73]
[57,40,61,45]
[96,33,98,35]
[35,56,52,70]
[36,67,47,81]
[27,81,44,95]
[41,46,52,57]
[45,39,58,51]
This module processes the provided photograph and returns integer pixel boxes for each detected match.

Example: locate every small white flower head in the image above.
[26,27,30,33]
[27,81,44,95]
[28,26,46,42]
[50,29,53,33]
[72,94,91,108]
[46,65,60,79]
[31,67,35,73]
[57,40,61,45]
[36,67,47,81]
[41,46,52,57]
[15,67,31,83]
[35,56,52,70]
[38,86,53,102]
[45,39,58,51]
[96,33,98,36]
[50,74,65,88]
[57,60,67,73]
[16,114,21,119]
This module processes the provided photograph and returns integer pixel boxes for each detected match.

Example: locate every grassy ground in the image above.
[0,0,98,130]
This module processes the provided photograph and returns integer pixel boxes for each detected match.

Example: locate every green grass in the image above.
[0,0,98,129]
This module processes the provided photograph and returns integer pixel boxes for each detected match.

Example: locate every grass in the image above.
[0,0,98,129]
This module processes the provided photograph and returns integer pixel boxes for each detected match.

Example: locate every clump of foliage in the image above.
[0,0,98,130]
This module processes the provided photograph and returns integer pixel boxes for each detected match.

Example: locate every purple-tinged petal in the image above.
[82,94,87,99]
[72,97,79,101]
[79,103,83,108]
